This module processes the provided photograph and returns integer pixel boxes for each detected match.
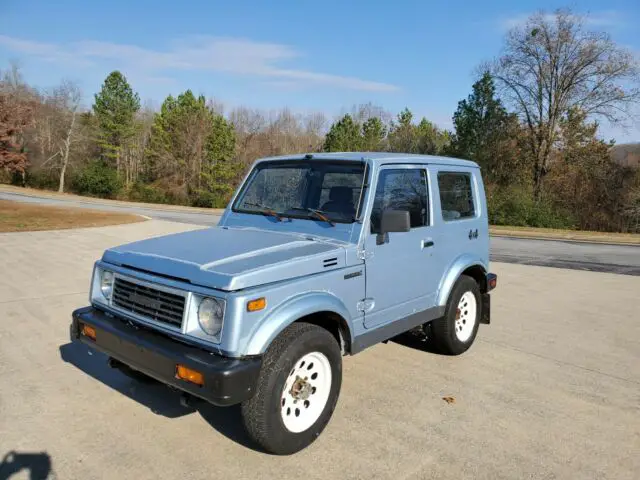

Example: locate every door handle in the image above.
[422,239,435,249]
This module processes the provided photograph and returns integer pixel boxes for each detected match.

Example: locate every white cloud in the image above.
[499,10,625,31]
[0,34,398,92]
[0,35,94,67]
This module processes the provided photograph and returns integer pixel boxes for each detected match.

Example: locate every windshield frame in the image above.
[231,159,369,225]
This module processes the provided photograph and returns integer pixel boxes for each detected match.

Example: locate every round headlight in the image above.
[100,270,114,300]
[198,297,223,336]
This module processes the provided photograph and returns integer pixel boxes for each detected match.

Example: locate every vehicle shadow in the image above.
[58,342,259,452]
[59,342,188,418]
[196,404,262,452]
[0,450,53,480]
[390,330,443,354]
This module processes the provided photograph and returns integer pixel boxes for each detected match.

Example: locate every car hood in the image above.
[102,226,348,291]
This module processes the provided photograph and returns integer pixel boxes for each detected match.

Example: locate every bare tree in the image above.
[489,8,640,198]
[122,102,155,186]
[230,107,326,167]
[304,111,328,136]
[1,62,34,100]
[35,80,83,192]
[206,97,225,116]
[348,102,393,126]
[303,111,328,151]
[55,81,81,192]
[229,106,266,166]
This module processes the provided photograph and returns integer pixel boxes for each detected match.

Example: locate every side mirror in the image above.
[377,209,410,244]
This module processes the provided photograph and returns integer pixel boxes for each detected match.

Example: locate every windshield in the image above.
[233,160,366,224]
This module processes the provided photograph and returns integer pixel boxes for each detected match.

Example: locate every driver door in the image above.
[363,166,435,329]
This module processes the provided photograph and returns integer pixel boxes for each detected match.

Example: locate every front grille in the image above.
[112,277,185,329]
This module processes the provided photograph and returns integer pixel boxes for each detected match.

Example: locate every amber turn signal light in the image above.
[176,364,204,386]
[247,297,266,312]
[81,324,96,341]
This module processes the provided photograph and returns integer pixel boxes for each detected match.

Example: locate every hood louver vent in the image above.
[323,257,338,268]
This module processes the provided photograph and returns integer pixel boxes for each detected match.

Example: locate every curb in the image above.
[489,232,640,247]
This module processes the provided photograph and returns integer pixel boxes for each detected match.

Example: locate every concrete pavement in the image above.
[1,220,638,479]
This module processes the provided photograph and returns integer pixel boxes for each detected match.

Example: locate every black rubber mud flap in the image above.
[480,293,491,324]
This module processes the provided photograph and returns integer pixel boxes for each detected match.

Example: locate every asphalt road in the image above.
[490,236,640,275]
[2,190,639,275]
[1,220,638,479]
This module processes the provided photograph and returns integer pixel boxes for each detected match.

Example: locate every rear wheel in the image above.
[429,275,481,355]
[241,322,342,455]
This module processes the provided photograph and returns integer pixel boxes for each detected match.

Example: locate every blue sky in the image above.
[1,0,639,142]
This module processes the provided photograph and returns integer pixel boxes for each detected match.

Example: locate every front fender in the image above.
[243,291,353,356]
[436,254,488,307]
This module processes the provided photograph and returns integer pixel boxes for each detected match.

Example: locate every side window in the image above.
[437,172,475,220]
[370,168,429,234]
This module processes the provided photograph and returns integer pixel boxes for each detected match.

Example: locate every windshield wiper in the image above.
[289,207,335,226]
[243,202,283,221]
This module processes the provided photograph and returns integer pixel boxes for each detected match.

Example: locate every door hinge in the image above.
[357,248,373,260]
[357,298,375,313]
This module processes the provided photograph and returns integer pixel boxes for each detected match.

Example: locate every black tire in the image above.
[429,275,481,355]
[241,322,342,455]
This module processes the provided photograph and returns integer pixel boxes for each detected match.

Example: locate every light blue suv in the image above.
[71,152,497,454]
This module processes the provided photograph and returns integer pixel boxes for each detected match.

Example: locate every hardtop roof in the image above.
[255,152,479,168]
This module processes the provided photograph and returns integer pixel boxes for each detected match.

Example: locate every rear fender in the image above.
[436,254,488,308]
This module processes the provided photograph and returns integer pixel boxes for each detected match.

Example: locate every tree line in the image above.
[1,8,639,232]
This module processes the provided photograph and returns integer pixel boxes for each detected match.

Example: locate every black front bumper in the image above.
[70,306,262,407]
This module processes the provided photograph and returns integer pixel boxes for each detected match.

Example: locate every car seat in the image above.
[321,186,356,216]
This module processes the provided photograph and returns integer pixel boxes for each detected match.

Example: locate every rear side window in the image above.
[370,168,429,233]
[437,172,475,220]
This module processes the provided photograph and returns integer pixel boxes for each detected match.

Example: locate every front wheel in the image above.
[241,323,342,455]
[429,275,481,355]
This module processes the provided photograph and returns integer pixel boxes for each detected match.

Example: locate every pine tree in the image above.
[202,113,237,202]
[145,90,236,205]
[323,114,362,152]
[92,71,140,170]
[450,72,509,160]
[415,118,451,155]
[387,108,417,153]
[449,72,521,184]
[361,117,386,151]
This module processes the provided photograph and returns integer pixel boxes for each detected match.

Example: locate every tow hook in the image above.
[180,392,195,408]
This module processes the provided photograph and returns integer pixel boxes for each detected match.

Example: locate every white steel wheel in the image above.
[280,351,332,433]
[455,291,477,342]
